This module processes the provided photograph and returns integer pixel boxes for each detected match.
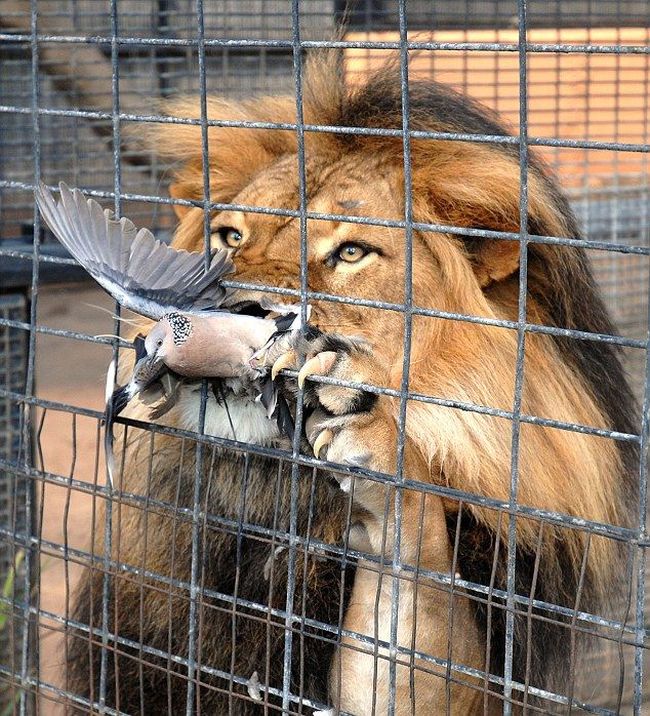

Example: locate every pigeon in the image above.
[35,182,304,483]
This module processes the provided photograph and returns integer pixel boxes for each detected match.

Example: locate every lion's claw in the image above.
[312,428,334,459]
[271,350,297,381]
[297,351,338,389]
[252,329,387,469]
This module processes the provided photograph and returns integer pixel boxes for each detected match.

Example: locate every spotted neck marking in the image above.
[164,312,193,346]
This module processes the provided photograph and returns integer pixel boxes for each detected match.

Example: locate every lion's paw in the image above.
[265,331,397,476]
[260,329,406,553]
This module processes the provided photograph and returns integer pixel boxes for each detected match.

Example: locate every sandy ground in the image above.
[34,283,115,713]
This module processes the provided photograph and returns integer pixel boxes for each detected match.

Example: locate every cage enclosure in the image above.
[0,1,648,714]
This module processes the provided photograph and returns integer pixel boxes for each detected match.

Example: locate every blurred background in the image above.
[1,1,648,712]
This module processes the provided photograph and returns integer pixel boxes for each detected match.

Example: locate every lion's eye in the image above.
[337,242,369,264]
[217,227,244,248]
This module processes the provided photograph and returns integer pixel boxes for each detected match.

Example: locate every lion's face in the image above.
[175,153,460,375]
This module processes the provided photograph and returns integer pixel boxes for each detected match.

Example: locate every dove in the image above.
[35,182,303,483]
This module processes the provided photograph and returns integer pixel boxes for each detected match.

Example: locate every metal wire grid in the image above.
[0,1,334,246]
[0,0,649,714]
[0,293,31,710]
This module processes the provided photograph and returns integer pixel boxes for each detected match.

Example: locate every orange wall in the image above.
[345,28,649,188]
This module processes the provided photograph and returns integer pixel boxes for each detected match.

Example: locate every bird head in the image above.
[123,321,173,394]
[144,320,174,363]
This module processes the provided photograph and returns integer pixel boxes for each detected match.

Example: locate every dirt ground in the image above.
[34,283,115,713]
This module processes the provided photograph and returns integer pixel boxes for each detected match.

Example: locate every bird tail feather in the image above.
[103,358,118,488]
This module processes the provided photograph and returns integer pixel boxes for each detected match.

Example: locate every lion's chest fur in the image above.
[175,383,281,445]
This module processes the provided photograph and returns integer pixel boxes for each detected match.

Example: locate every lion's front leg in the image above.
[267,333,486,714]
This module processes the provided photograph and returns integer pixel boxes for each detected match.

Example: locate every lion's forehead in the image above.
[236,153,399,222]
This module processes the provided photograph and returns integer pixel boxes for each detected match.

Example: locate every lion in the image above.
[66,54,637,714]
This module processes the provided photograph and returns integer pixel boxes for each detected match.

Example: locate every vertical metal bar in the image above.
[282,1,310,710]
[631,25,650,712]
[99,0,123,711]
[195,444,219,713]
[265,460,287,706]
[157,0,172,98]
[62,412,78,698]
[137,432,157,715]
[167,439,187,711]
[483,512,503,711]
[31,407,48,709]
[332,478,357,710]
[18,1,41,711]
[389,0,415,712]
[185,0,212,712]
[503,0,530,712]
[408,491,427,715]
[297,465,319,705]
[565,533,591,715]
[372,488,394,714]
[632,156,650,713]
[228,452,252,709]
[445,505,464,713]
[87,418,102,708]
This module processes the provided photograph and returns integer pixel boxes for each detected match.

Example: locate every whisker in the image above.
[94,333,127,341]
[82,303,143,325]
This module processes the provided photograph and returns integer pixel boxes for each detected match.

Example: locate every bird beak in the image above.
[248,348,267,376]
[110,351,166,418]
[133,333,147,362]
[133,352,165,383]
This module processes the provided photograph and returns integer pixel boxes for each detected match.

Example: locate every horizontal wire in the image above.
[0,668,128,716]
[0,315,133,348]
[0,325,641,442]
[0,600,495,715]
[0,654,325,716]
[1,281,646,351]
[0,537,624,714]
[1,103,649,153]
[3,15,648,708]
[1,32,649,54]
[4,179,649,257]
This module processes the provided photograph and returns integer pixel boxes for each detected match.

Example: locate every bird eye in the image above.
[337,242,369,264]
[218,227,244,248]
[156,338,163,347]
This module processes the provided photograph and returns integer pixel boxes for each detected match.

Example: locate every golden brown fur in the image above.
[67,53,636,713]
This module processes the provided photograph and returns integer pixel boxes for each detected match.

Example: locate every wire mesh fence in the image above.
[0,1,649,714]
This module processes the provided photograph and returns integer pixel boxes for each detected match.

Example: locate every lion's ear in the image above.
[465,237,521,288]
[411,141,570,289]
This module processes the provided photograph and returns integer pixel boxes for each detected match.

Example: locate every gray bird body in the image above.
[149,311,277,379]
[36,182,302,483]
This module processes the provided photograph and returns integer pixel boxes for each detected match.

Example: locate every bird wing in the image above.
[36,182,234,320]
